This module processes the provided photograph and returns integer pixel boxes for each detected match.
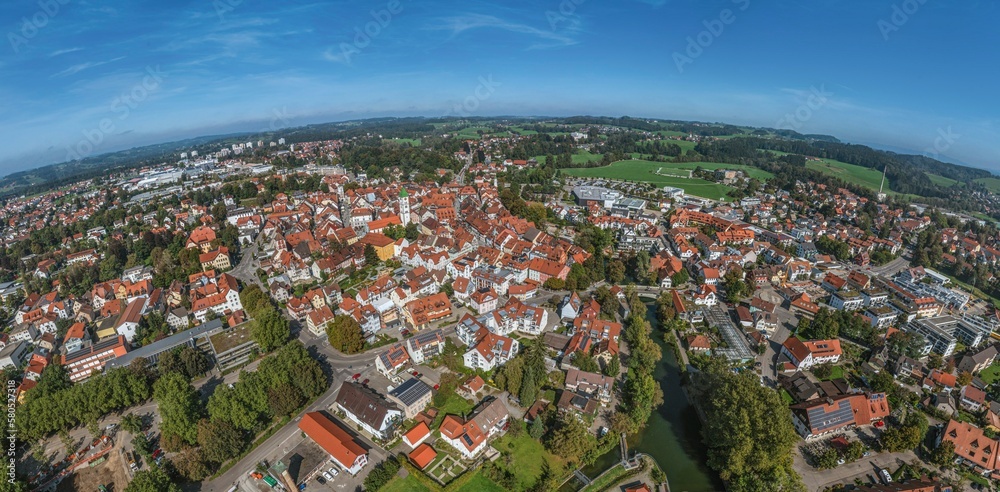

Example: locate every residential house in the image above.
[780,336,842,371]
[387,378,433,420]
[375,343,410,376]
[405,330,445,364]
[938,419,999,474]
[790,393,890,438]
[959,345,999,374]
[564,368,615,405]
[960,385,988,413]
[335,382,403,441]
[298,412,368,475]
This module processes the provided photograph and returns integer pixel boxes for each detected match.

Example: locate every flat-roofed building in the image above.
[64,335,129,382]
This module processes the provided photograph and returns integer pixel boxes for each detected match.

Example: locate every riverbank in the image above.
[576,300,721,492]
[581,455,668,492]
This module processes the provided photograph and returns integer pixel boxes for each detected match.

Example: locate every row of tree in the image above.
[160,342,326,481]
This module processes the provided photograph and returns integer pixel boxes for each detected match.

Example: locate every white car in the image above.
[322,471,334,481]
[328,467,339,477]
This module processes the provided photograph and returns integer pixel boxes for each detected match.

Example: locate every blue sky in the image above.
[1,0,997,174]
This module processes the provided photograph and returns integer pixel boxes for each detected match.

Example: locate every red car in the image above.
[152,449,162,459]
[433,384,440,390]
[411,370,419,376]
[352,373,361,380]
[874,421,885,428]
[362,379,369,385]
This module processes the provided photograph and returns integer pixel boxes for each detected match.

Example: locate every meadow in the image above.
[562,159,741,200]
[975,177,1000,194]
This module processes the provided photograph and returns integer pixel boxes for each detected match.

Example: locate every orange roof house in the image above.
[186,225,217,252]
[403,422,431,448]
[408,443,437,469]
[941,419,1000,472]
[780,336,842,370]
[298,412,368,475]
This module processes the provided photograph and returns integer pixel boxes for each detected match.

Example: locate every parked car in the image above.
[362,379,369,386]
[322,471,334,481]
[328,467,339,477]
[352,373,361,380]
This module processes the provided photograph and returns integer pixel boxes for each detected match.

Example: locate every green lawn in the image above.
[452,472,507,492]
[563,160,733,200]
[562,159,774,200]
[511,126,538,135]
[780,389,794,405]
[678,161,773,180]
[817,365,845,381]
[454,127,507,139]
[925,172,960,187]
[493,432,569,490]
[532,150,603,166]
[767,151,891,193]
[432,394,475,427]
[381,475,433,492]
[805,158,886,191]
[980,365,1000,384]
[390,138,422,146]
[975,177,1000,194]
[673,139,698,154]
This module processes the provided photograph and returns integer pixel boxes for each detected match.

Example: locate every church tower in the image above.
[399,187,410,226]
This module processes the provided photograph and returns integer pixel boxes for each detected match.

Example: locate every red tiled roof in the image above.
[403,422,430,446]
[298,412,366,469]
[408,443,437,469]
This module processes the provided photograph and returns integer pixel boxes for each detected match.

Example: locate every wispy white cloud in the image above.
[53,56,126,77]
[431,13,579,49]
[49,47,84,57]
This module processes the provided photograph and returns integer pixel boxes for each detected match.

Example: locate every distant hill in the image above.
[0,115,991,202]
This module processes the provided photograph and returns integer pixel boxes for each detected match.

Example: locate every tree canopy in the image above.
[694,364,804,492]
[326,314,365,354]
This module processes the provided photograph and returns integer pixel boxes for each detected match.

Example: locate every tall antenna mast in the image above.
[878,165,886,194]
[877,165,887,201]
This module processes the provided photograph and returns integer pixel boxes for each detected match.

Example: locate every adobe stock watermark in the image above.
[6,379,16,484]
[66,65,166,162]
[774,85,833,131]
[878,0,929,41]
[672,0,750,73]
[547,0,587,32]
[213,0,242,21]
[923,127,960,160]
[328,0,405,64]
[8,0,72,54]
[443,75,501,117]
[259,107,293,133]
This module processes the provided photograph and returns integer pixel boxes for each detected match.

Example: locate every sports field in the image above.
[563,159,738,200]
